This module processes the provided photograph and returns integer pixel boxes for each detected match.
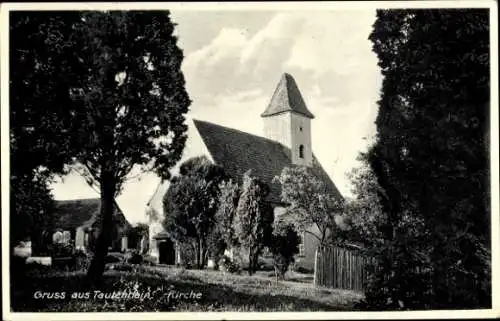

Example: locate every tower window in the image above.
[299,145,304,159]
[299,126,303,131]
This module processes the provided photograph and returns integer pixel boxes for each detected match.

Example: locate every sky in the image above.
[50,9,383,225]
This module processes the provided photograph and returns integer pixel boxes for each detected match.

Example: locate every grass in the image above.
[10,263,363,312]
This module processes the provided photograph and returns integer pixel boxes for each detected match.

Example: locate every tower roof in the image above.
[261,73,315,119]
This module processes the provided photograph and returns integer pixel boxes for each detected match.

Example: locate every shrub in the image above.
[104,253,124,264]
[269,220,300,280]
[127,251,144,265]
[220,255,241,274]
[178,242,196,268]
[74,250,91,271]
[50,243,75,258]
[52,257,75,271]
[257,257,275,271]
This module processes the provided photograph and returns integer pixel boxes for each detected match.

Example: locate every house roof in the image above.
[193,119,342,204]
[261,73,315,119]
[52,198,131,231]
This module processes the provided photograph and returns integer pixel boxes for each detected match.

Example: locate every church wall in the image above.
[148,221,164,262]
[295,224,321,271]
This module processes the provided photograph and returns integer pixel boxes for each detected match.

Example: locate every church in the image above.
[145,73,343,270]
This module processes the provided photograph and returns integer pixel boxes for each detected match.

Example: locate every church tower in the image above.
[261,73,314,166]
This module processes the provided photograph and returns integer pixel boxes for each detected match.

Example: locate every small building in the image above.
[146,73,343,270]
[51,198,131,253]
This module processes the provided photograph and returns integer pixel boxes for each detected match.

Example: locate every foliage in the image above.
[9,13,76,252]
[10,11,191,283]
[9,11,81,262]
[125,250,144,265]
[234,170,274,275]
[220,255,242,274]
[74,250,92,271]
[50,242,76,258]
[340,155,387,248]
[177,242,197,269]
[104,252,125,264]
[163,156,227,269]
[10,173,55,255]
[274,165,344,246]
[10,13,78,240]
[207,179,240,269]
[363,9,491,309]
[269,219,301,280]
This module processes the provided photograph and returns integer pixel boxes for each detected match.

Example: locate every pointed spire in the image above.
[261,73,315,119]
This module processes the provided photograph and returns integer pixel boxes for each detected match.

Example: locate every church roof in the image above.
[261,73,315,119]
[193,119,342,204]
[52,198,131,230]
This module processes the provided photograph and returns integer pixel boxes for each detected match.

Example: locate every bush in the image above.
[220,255,241,274]
[257,257,274,271]
[104,253,124,264]
[178,242,197,268]
[127,251,144,265]
[269,221,300,280]
[50,243,75,258]
[74,250,91,270]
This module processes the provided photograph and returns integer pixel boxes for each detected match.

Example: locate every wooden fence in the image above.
[313,245,368,292]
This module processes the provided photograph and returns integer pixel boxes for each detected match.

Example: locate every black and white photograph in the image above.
[1,1,498,319]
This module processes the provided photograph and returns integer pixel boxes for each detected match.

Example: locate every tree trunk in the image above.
[86,172,115,286]
[31,230,43,256]
[248,247,258,276]
[199,238,204,269]
[248,253,253,276]
[197,238,203,269]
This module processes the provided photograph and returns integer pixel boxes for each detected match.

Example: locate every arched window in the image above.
[299,145,304,159]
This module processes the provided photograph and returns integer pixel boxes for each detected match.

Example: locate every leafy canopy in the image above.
[235,170,274,275]
[163,156,227,268]
[274,165,344,245]
[363,9,490,309]
[10,11,191,282]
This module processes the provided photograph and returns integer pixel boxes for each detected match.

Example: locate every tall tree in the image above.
[163,156,227,269]
[12,11,191,283]
[207,179,240,269]
[10,12,81,254]
[234,170,274,275]
[367,9,490,309]
[74,11,191,283]
[274,165,344,247]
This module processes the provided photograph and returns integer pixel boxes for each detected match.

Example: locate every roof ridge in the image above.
[192,119,289,147]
